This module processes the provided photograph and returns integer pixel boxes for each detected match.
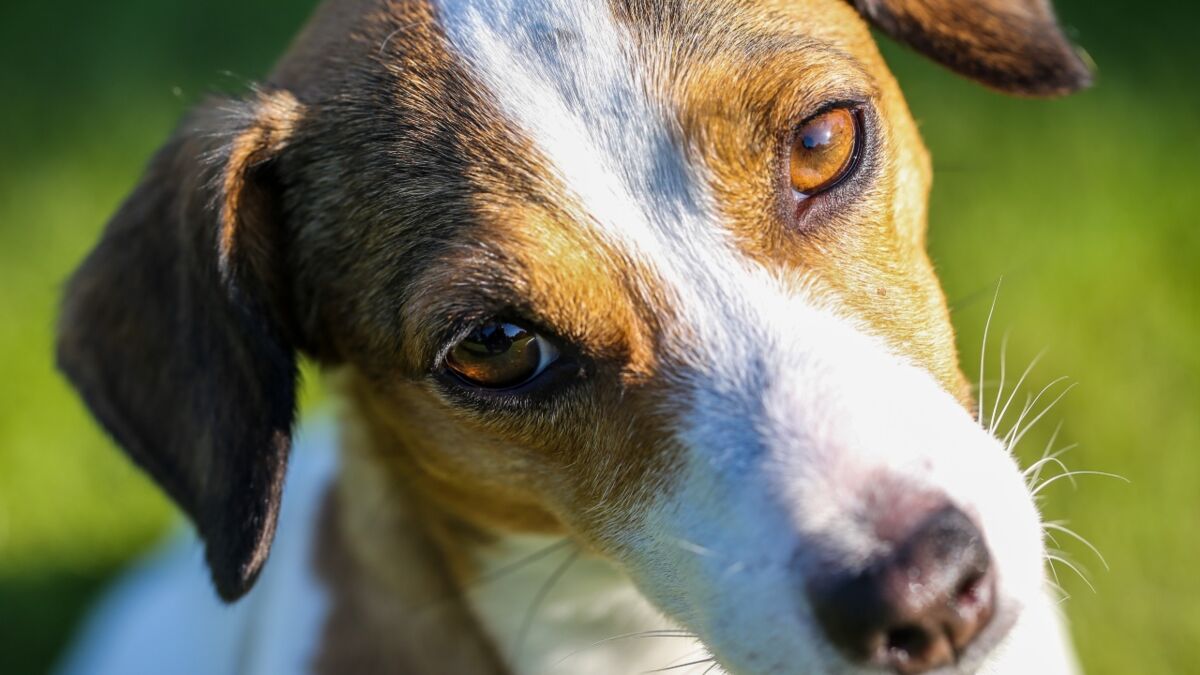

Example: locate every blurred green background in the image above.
[0,0,1196,673]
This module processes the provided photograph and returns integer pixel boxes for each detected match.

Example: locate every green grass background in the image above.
[0,0,1196,673]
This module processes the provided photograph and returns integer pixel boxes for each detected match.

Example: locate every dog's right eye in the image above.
[789,106,861,197]
[445,321,560,389]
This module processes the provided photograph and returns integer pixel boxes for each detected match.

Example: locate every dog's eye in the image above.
[445,321,559,389]
[789,107,860,196]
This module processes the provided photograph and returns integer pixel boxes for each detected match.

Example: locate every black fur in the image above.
[56,98,299,601]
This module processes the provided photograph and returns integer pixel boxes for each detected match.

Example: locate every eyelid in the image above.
[790,97,869,132]
[433,323,480,373]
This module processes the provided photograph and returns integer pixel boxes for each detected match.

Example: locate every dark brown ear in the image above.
[57,89,305,601]
[849,0,1093,96]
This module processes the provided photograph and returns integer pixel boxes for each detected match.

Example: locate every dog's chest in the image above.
[467,535,708,675]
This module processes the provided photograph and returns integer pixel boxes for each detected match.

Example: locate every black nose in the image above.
[808,506,996,674]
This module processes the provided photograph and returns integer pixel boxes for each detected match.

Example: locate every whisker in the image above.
[469,538,574,589]
[1024,443,1080,488]
[1007,382,1077,452]
[414,538,576,614]
[1002,376,1070,448]
[555,630,700,667]
[1043,522,1109,571]
[1003,393,1032,445]
[988,329,1011,433]
[1024,455,1071,487]
[1044,576,1070,601]
[660,648,711,669]
[589,630,700,647]
[513,548,581,667]
[977,278,1003,426]
[991,348,1047,436]
[1046,571,1065,593]
[1032,470,1129,497]
[1045,553,1096,593]
[1044,552,1065,589]
[644,657,716,673]
[1023,440,1076,479]
[1042,529,1062,548]
[1025,423,1070,486]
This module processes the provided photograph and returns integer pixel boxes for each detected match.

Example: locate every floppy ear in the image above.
[848,0,1093,96]
[57,89,305,601]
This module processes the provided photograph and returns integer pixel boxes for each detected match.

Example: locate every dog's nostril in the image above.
[956,571,987,605]
[807,505,996,674]
[885,625,932,659]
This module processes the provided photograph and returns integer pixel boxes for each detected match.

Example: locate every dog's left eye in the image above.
[445,321,559,389]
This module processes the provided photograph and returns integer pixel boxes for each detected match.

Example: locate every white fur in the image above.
[436,2,1071,673]
[56,422,337,675]
[467,534,708,675]
[434,0,720,292]
[637,304,1063,674]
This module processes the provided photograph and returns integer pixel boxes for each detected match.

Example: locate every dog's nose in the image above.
[808,505,995,674]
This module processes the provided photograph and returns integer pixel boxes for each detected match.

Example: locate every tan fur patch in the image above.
[620,0,968,398]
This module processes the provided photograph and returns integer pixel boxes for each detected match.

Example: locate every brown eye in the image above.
[789,107,860,196]
[445,321,559,389]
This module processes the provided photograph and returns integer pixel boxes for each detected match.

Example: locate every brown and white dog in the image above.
[56,0,1092,673]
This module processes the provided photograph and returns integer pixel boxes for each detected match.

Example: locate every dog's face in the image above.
[58,0,1090,672]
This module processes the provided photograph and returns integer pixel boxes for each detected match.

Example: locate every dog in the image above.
[55,0,1092,673]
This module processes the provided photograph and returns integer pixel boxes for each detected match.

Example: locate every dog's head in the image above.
[58,0,1090,672]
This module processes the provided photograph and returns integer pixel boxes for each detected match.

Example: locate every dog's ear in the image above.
[57,89,305,601]
[848,0,1093,96]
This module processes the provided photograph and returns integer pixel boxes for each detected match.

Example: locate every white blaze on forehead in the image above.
[433,0,734,292]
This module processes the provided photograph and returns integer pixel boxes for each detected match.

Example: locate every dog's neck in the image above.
[317,374,700,675]
[465,534,701,675]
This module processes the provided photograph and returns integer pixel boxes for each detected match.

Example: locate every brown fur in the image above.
[623,0,966,396]
[56,0,1091,670]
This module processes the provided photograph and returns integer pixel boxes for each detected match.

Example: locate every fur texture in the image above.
[57,0,1092,673]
